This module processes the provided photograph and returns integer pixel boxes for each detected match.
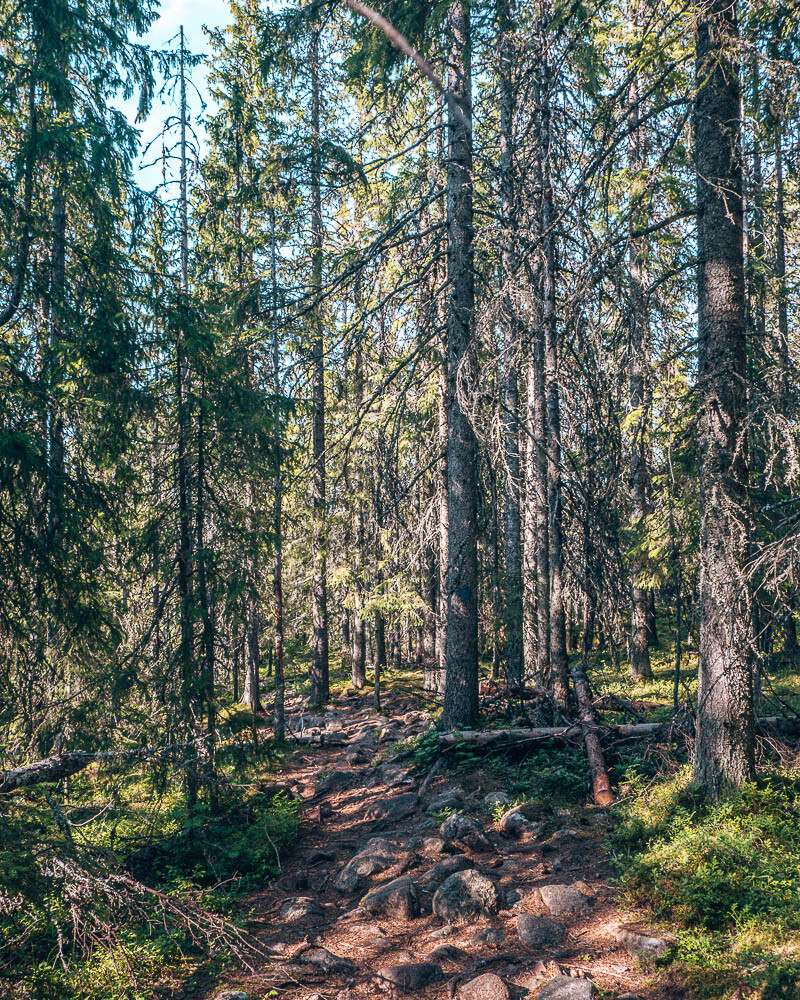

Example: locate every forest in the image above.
[1,0,800,998]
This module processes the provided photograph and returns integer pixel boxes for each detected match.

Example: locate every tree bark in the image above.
[309,26,329,706]
[497,0,523,689]
[537,9,569,709]
[270,209,285,742]
[442,0,479,729]
[693,0,755,796]
[627,12,653,681]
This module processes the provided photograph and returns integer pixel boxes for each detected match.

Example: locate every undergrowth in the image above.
[611,766,800,999]
[0,743,300,1000]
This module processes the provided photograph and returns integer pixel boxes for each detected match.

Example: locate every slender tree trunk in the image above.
[693,0,755,796]
[176,28,198,806]
[309,27,329,705]
[538,11,569,709]
[242,620,262,712]
[47,185,66,556]
[270,209,285,742]
[437,352,449,673]
[775,118,789,400]
[194,379,217,809]
[526,322,550,683]
[350,331,368,689]
[442,0,479,729]
[627,18,653,681]
[497,0,523,689]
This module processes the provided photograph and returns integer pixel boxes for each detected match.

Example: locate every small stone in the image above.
[426,787,466,814]
[613,924,674,959]
[546,827,580,847]
[537,975,594,1000]
[482,791,512,812]
[426,944,468,964]
[376,962,443,990]
[316,769,352,794]
[365,792,419,823]
[498,804,544,838]
[504,888,523,907]
[300,947,357,975]
[421,836,449,856]
[538,884,592,917]
[432,870,500,925]
[363,875,420,920]
[335,837,398,889]
[430,924,456,939]
[214,992,255,1000]
[517,913,565,948]
[421,855,473,888]
[439,813,491,852]
[457,972,510,1000]
[471,926,505,946]
[307,849,336,865]
[279,897,325,922]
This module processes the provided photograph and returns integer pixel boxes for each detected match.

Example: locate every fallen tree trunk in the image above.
[438,715,800,748]
[570,660,614,806]
[1,743,201,794]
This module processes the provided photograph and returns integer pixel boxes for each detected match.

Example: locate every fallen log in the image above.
[1,743,203,794]
[570,660,614,806]
[1,750,117,793]
[438,715,800,748]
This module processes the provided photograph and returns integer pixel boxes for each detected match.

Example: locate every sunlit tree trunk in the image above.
[693,0,755,796]
[442,0,479,729]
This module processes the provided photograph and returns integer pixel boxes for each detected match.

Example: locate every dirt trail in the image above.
[207,688,678,1000]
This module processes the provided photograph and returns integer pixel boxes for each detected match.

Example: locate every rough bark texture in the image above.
[537,13,569,710]
[442,0,479,730]
[271,211,285,742]
[309,27,329,706]
[437,351,449,673]
[497,0,523,689]
[693,0,755,796]
[627,22,652,681]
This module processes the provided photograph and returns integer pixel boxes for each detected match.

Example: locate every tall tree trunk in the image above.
[627,13,653,681]
[176,28,198,806]
[442,0,479,729]
[270,209,285,742]
[437,351,449,673]
[194,378,217,809]
[693,0,755,796]
[775,118,789,401]
[309,27,329,705]
[497,0,523,689]
[47,185,66,556]
[538,9,569,710]
[351,330,367,690]
[524,315,550,683]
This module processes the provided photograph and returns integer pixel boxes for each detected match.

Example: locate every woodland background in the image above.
[1,0,800,997]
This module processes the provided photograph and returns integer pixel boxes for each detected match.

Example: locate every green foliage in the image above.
[0,760,298,998]
[510,746,591,805]
[611,767,800,997]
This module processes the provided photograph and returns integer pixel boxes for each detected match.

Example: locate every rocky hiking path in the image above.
[207,688,675,1000]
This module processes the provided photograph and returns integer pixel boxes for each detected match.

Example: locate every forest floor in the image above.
[197,682,687,1000]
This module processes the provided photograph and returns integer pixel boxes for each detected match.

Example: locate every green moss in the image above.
[611,767,800,998]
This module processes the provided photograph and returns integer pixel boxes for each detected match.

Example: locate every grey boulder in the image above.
[363,875,420,920]
[432,869,500,924]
